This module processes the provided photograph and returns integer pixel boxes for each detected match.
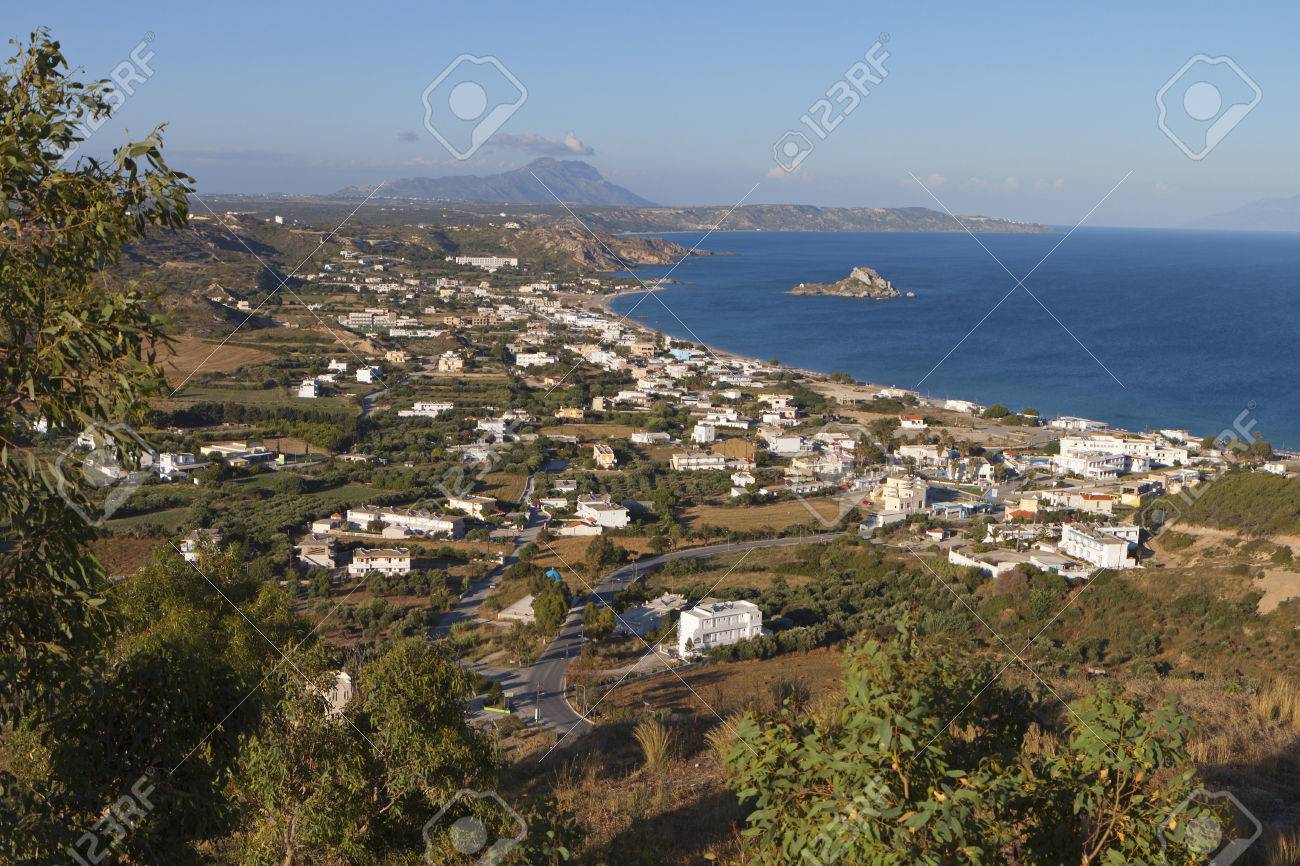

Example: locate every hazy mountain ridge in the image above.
[572,203,1050,233]
[1192,193,1300,232]
[337,158,655,207]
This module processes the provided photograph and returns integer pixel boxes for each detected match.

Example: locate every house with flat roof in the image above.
[678,597,762,657]
[348,547,411,577]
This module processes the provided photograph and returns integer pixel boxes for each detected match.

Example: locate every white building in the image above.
[514,351,557,368]
[878,474,928,514]
[671,451,728,472]
[297,379,320,399]
[436,352,465,373]
[348,547,412,577]
[327,359,349,373]
[678,598,763,657]
[899,415,928,431]
[691,423,717,444]
[452,255,517,271]
[1059,524,1137,570]
[179,528,224,563]
[346,506,464,539]
[158,452,204,481]
[575,493,630,529]
[356,365,382,384]
[398,401,454,419]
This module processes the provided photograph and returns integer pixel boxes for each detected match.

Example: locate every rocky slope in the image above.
[790,266,903,299]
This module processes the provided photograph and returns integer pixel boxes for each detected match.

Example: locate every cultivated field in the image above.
[154,335,273,385]
[683,498,845,531]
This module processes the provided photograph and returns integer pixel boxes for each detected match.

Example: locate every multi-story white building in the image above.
[158,452,204,481]
[1051,451,1128,481]
[297,379,320,399]
[576,493,630,529]
[452,255,517,271]
[346,506,464,539]
[514,351,557,368]
[691,423,717,444]
[878,474,928,514]
[670,451,728,472]
[349,547,411,577]
[446,494,495,519]
[678,598,763,657]
[1060,434,1188,468]
[1059,524,1137,570]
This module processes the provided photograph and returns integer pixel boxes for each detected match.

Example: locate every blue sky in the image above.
[9,1,1299,225]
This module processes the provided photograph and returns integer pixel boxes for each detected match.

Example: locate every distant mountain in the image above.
[337,158,655,207]
[1192,194,1300,232]
[568,204,1050,234]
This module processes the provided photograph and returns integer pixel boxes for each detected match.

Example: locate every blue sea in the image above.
[608,229,1300,448]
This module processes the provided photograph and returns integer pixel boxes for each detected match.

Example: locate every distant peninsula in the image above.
[790,266,907,300]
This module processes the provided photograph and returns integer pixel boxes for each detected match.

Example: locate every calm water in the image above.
[609,229,1300,448]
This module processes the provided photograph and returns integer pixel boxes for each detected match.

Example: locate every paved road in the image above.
[431,477,542,640]
[520,531,843,736]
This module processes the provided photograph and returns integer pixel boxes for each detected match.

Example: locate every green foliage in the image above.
[0,29,192,719]
[582,601,616,640]
[722,623,1209,865]
[534,588,570,634]
[1183,470,1300,536]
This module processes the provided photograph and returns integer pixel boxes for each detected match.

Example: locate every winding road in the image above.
[519,531,844,737]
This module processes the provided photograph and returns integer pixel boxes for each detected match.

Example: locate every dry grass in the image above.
[480,472,528,503]
[1253,679,1300,732]
[539,423,639,439]
[154,335,272,384]
[1266,831,1300,865]
[633,719,674,773]
[683,499,843,532]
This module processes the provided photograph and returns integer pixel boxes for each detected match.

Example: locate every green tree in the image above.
[232,639,494,864]
[0,29,191,720]
[533,589,569,634]
[721,623,1211,865]
[582,601,616,641]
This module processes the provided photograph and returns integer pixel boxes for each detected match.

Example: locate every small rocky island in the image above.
[790,266,910,299]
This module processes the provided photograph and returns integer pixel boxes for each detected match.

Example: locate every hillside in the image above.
[337,157,655,206]
[573,203,1051,233]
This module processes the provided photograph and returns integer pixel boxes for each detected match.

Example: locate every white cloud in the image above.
[487,131,595,156]
[1002,176,1020,191]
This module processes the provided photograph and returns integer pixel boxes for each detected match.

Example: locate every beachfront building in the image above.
[677,598,763,657]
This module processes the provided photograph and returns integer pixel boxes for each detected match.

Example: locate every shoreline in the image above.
[589,285,1247,450]
[594,287,872,391]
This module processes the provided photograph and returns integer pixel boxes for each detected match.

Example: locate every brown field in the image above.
[533,536,660,574]
[92,536,161,578]
[155,336,273,385]
[683,498,843,531]
[481,472,528,503]
[539,423,639,440]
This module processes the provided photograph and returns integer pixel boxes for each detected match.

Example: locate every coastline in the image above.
[594,287,868,391]
[590,285,1233,448]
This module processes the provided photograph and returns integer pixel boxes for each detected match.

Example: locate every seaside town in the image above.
[12,16,1300,859]
[93,212,1294,720]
